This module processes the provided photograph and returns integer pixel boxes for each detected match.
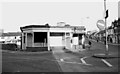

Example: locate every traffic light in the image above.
[105,10,108,19]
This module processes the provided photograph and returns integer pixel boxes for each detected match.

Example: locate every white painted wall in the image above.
[50,28,71,32]
[0,37,5,41]
[73,37,79,45]
[50,36,63,46]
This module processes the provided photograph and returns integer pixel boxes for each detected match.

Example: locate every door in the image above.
[27,33,32,47]
[22,33,26,49]
[66,37,71,49]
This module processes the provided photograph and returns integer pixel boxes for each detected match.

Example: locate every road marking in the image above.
[63,61,82,64]
[63,61,92,65]
[81,57,87,64]
[52,48,92,66]
[101,59,112,67]
[60,59,64,62]
[80,57,92,66]
[56,58,92,65]
[63,56,78,60]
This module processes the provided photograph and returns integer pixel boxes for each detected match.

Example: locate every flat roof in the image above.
[20,24,49,29]
[20,24,86,31]
[1,32,21,37]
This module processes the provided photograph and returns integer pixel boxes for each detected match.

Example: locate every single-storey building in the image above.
[0,32,21,45]
[20,24,86,51]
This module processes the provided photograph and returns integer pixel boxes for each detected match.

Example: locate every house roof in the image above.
[97,30,105,34]
[20,24,86,31]
[108,26,113,29]
[1,32,21,37]
[20,24,50,31]
[51,26,85,30]
[114,27,120,34]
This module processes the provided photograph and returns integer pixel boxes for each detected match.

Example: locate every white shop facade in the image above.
[20,24,86,51]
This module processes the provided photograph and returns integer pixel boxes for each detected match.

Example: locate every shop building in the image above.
[20,24,86,51]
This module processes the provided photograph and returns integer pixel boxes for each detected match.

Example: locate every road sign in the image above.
[96,20,105,31]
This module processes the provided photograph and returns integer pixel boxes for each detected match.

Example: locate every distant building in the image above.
[57,22,66,26]
[96,25,120,44]
[0,29,4,42]
[0,32,21,46]
[20,24,86,51]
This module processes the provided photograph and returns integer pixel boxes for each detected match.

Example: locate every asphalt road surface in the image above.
[52,39,119,72]
[1,39,119,73]
[2,51,61,72]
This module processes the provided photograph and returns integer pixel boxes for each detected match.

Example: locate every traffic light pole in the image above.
[104,0,109,55]
[93,0,111,59]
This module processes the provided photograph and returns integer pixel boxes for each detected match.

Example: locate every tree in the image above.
[118,18,120,26]
[112,19,118,28]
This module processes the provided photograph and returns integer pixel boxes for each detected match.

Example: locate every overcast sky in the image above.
[0,0,118,32]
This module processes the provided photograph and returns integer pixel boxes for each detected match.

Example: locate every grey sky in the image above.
[0,0,118,32]
[118,1,120,18]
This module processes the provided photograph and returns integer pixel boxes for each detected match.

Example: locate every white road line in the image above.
[57,58,92,65]
[101,59,112,67]
[80,57,87,64]
[61,61,91,65]
[63,57,78,60]
[80,57,92,66]
[60,59,64,62]
[64,61,82,64]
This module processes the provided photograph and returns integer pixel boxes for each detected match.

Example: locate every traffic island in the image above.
[92,53,118,59]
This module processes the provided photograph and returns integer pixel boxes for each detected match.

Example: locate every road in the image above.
[52,47,88,72]
[52,39,119,72]
[1,39,119,72]
[2,51,61,72]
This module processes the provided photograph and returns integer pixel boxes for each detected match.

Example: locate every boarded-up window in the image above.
[73,34,78,37]
[34,32,47,43]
